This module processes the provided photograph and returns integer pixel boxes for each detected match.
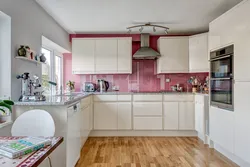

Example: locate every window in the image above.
[41,47,63,95]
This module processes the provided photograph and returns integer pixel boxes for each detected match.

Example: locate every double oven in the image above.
[210,45,234,111]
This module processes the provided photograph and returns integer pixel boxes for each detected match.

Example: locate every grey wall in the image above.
[0,0,71,101]
[0,12,11,98]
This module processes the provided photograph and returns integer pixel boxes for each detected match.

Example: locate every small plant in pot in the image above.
[0,100,14,123]
[66,80,75,93]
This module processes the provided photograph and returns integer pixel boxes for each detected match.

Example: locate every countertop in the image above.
[14,91,209,106]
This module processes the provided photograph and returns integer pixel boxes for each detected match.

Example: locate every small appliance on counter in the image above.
[171,84,183,92]
[97,79,109,92]
[16,73,57,102]
[83,82,97,92]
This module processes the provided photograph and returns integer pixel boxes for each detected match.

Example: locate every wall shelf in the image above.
[15,56,46,65]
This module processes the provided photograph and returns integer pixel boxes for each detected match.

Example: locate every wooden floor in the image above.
[76,137,239,167]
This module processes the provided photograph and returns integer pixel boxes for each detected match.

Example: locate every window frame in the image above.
[41,45,64,95]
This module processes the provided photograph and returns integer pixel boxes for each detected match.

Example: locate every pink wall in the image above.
[64,34,208,92]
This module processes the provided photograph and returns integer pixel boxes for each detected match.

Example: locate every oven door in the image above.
[210,55,233,78]
[210,79,233,111]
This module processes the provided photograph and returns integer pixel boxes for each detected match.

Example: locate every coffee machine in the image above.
[16,73,57,102]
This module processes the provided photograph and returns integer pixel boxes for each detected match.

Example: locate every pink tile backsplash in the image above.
[63,53,208,92]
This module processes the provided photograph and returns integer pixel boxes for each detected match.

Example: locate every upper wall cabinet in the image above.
[95,39,118,73]
[72,39,95,74]
[189,33,209,72]
[157,37,189,74]
[118,38,132,73]
[72,37,132,74]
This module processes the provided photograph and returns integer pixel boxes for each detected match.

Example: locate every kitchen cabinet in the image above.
[81,105,90,146]
[95,39,117,73]
[179,102,195,130]
[234,82,250,163]
[117,102,132,130]
[195,102,204,133]
[134,117,162,130]
[133,102,162,116]
[163,102,179,130]
[67,103,81,167]
[72,38,132,74]
[94,102,117,130]
[118,38,132,73]
[189,33,209,72]
[72,39,95,74]
[157,37,189,74]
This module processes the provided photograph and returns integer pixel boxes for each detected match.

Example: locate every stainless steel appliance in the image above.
[210,45,234,111]
[133,33,160,60]
[97,79,109,92]
[16,73,57,102]
[83,82,97,92]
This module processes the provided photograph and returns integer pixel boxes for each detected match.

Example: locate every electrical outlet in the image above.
[166,78,171,83]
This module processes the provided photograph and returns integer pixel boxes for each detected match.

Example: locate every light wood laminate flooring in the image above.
[76,137,239,167]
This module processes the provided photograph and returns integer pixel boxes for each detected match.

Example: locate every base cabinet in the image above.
[117,102,132,130]
[179,102,195,130]
[94,101,132,130]
[133,117,162,130]
[163,102,179,130]
[94,102,117,130]
[195,103,204,133]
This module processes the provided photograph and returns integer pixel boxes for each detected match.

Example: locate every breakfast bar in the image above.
[0,136,63,167]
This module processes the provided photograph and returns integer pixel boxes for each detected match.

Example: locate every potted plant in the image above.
[66,80,75,93]
[0,100,14,123]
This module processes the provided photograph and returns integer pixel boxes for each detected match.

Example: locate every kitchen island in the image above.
[14,92,209,167]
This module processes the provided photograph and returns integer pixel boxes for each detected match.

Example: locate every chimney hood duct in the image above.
[133,33,161,60]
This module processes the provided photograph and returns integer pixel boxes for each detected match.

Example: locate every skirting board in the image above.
[89,130,197,137]
[214,143,250,167]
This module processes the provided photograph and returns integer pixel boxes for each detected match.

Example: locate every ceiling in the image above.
[36,0,242,35]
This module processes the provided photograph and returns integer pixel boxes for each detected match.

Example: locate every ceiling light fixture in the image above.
[139,26,143,32]
[153,26,156,32]
[164,29,168,34]
[127,22,169,34]
[127,29,132,34]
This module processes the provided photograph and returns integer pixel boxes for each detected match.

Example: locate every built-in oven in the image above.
[210,45,234,111]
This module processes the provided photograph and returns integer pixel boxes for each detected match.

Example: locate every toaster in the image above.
[83,82,97,92]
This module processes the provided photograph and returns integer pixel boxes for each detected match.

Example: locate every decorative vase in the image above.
[0,115,11,123]
[17,45,27,57]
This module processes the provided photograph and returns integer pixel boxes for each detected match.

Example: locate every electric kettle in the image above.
[97,79,109,92]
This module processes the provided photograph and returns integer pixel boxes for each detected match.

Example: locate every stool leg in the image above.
[48,156,52,167]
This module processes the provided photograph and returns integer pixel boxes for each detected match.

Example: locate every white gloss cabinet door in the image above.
[134,117,162,130]
[179,102,195,130]
[94,102,117,130]
[194,102,204,134]
[95,39,117,73]
[117,102,132,130]
[234,82,250,163]
[133,102,162,116]
[81,105,90,146]
[118,38,132,73]
[67,107,81,167]
[163,102,179,130]
[189,33,209,72]
[72,39,95,74]
[157,37,189,73]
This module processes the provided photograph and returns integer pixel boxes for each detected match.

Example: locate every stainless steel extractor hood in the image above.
[133,33,161,60]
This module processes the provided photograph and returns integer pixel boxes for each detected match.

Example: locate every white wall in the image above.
[0,0,71,101]
[0,12,11,98]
